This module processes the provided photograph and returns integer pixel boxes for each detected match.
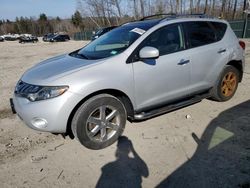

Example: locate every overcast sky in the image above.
[0,0,76,21]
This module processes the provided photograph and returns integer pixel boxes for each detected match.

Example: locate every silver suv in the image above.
[11,15,245,149]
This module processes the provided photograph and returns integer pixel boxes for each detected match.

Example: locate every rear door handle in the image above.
[178,59,190,65]
[218,49,226,53]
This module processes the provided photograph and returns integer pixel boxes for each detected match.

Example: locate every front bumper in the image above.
[11,91,83,133]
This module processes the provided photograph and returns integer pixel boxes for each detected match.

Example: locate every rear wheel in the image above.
[211,65,239,101]
[71,94,127,150]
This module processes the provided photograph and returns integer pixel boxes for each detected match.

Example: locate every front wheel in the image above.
[211,65,240,102]
[71,94,127,150]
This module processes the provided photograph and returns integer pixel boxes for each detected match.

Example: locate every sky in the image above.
[0,0,76,21]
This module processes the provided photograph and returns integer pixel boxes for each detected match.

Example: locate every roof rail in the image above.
[140,13,215,21]
[121,13,215,26]
[140,13,176,21]
[175,13,214,18]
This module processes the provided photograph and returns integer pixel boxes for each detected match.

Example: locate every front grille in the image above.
[15,80,41,95]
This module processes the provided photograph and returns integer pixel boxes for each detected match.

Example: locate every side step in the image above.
[133,93,210,121]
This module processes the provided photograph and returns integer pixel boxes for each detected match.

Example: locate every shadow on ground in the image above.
[157,100,250,188]
[96,136,149,188]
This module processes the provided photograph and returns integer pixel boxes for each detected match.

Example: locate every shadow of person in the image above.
[156,100,250,188]
[96,136,149,188]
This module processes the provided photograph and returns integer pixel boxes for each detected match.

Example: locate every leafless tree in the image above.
[243,0,247,11]
[221,0,227,18]
[204,0,209,13]
[132,0,139,19]
[211,0,216,15]
[176,0,179,13]
[190,0,194,13]
[139,0,145,17]
[112,0,122,18]
[73,0,250,29]
[232,0,238,19]
[196,0,202,12]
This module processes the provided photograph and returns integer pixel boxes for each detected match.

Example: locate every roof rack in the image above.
[140,13,176,21]
[140,13,214,21]
[121,13,215,26]
[174,13,214,19]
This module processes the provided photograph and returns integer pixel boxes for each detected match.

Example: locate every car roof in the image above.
[122,14,226,29]
[105,26,117,29]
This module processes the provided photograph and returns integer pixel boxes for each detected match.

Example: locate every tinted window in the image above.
[210,22,227,41]
[185,22,216,48]
[140,24,184,56]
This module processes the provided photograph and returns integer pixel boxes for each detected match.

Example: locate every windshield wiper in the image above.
[75,53,89,60]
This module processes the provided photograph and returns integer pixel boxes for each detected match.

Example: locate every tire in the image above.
[210,65,239,102]
[71,94,127,150]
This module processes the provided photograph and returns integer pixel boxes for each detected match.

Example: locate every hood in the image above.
[21,54,102,84]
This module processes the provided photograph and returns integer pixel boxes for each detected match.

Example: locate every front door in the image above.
[132,24,191,111]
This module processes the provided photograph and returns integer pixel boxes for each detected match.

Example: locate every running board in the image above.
[133,93,210,121]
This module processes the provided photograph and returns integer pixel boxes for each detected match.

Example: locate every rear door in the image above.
[183,21,228,93]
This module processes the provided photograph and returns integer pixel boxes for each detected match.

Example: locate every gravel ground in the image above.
[0,39,249,188]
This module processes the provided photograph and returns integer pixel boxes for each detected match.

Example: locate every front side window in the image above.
[184,21,216,48]
[140,24,184,56]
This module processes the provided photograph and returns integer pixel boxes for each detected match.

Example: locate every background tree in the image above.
[0,0,250,36]
[71,10,85,30]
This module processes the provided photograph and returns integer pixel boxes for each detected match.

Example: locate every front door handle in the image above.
[178,59,190,65]
[218,49,226,54]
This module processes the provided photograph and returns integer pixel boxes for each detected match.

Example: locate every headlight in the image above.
[15,81,68,102]
[27,86,68,101]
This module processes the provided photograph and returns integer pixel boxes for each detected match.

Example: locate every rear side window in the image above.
[210,22,227,41]
[184,22,216,48]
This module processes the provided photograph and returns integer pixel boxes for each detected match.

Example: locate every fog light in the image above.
[31,118,48,129]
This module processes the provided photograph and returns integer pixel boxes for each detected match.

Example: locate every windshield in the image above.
[77,21,159,60]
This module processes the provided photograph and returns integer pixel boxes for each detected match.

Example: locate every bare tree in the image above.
[180,0,185,14]
[112,0,122,18]
[139,0,145,17]
[232,0,238,19]
[169,0,174,13]
[74,0,248,28]
[176,0,180,13]
[77,0,115,27]
[155,0,165,14]
[110,0,122,24]
[243,0,247,11]
[228,0,232,12]
[190,0,194,14]
[132,0,139,19]
[221,0,227,18]
[196,0,202,12]
[204,0,209,14]
[211,0,216,15]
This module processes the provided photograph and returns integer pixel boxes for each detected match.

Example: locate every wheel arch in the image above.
[227,60,243,82]
[65,89,135,138]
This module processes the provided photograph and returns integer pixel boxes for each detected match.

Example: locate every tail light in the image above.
[239,40,246,50]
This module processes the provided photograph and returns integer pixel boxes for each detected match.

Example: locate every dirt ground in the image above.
[0,39,250,188]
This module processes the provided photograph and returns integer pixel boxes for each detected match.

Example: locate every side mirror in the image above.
[139,46,159,59]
